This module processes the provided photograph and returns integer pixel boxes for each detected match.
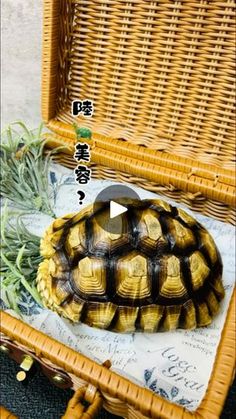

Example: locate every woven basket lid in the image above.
[42,0,235,210]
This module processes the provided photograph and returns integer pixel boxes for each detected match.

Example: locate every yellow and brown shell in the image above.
[36,199,224,332]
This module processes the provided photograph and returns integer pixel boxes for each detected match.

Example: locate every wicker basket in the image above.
[41,0,235,224]
[1,0,235,418]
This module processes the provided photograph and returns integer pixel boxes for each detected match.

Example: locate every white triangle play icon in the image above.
[110,201,127,219]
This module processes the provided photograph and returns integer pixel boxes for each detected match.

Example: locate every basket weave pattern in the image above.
[42,0,236,223]
[54,0,235,168]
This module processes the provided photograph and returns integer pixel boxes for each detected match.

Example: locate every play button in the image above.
[110,201,127,219]
[93,185,141,234]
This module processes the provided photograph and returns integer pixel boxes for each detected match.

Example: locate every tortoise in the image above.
[36,199,224,333]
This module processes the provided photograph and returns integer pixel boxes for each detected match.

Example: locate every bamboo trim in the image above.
[44,131,236,207]
[46,120,235,188]
[1,288,235,419]
[41,0,61,122]
[196,288,236,419]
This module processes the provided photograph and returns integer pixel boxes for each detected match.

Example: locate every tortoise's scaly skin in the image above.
[36,199,224,332]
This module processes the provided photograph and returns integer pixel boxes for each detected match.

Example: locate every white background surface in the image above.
[1,1,42,129]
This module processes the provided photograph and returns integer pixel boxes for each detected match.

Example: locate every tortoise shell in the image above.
[37,199,224,332]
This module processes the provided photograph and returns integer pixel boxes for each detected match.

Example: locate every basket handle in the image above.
[62,385,103,419]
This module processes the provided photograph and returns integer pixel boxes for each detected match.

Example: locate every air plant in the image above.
[0,205,42,313]
[0,121,60,217]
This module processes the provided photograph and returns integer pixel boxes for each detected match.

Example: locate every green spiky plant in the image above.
[0,121,59,312]
[0,122,60,217]
[0,205,42,313]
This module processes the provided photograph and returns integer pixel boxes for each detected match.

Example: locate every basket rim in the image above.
[0,288,235,419]
[43,126,236,208]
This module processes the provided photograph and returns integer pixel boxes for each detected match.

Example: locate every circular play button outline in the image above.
[93,185,141,234]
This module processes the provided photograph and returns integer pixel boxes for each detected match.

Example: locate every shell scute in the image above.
[167,218,196,251]
[159,255,188,300]
[72,257,106,297]
[189,251,210,291]
[65,221,87,260]
[61,298,84,322]
[177,208,196,227]
[195,302,212,327]
[179,300,197,329]
[115,253,151,300]
[163,306,181,331]
[91,212,130,255]
[138,209,168,254]
[53,279,73,305]
[199,229,218,265]
[84,302,116,329]
[114,306,139,332]
[140,305,164,332]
